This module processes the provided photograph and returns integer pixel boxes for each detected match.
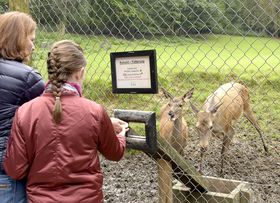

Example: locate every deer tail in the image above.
[241,87,258,129]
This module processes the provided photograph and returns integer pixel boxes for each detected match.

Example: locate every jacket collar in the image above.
[44,82,82,97]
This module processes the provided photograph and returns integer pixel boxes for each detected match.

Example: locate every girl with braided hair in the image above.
[4,40,128,203]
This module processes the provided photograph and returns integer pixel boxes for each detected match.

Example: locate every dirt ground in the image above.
[102,131,280,203]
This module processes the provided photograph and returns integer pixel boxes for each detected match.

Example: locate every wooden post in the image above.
[9,0,29,13]
[114,109,157,154]
[114,109,208,192]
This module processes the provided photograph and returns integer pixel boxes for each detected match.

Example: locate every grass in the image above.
[32,30,280,140]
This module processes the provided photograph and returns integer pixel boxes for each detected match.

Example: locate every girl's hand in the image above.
[110,117,129,135]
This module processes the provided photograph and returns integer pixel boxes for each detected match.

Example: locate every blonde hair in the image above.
[0,11,36,61]
[47,40,87,123]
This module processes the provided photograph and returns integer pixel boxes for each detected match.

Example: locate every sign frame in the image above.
[110,50,158,94]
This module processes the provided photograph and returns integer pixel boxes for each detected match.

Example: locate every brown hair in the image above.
[0,11,36,61]
[47,40,87,123]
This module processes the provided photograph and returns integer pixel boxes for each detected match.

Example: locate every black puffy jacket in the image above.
[0,59,45,170]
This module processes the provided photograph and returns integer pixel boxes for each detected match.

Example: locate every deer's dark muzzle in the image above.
[199,132,210,150]
[200,146,208,153]
[168,111,175,119]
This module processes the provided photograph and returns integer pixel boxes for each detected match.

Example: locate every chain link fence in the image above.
[2,0,280,202]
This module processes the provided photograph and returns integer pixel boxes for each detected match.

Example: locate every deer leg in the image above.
[220,127,234,176]
[243,100,268,153]
[199,147,206,174]
[244,112,268,153]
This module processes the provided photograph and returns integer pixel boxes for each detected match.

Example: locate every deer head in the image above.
[190,101,223,149]
[162,87,194,121]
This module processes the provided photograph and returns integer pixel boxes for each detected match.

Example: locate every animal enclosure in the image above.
[2,0,280,202]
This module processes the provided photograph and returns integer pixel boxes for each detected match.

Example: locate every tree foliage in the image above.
[0,0,8,13]
[27,0,280,38]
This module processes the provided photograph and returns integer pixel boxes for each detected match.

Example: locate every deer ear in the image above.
[182,87,194,101]
[161,88,174,99]
[210,102,223,114]
[190,101,199,115]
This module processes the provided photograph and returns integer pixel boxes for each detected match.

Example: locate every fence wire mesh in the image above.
[2,0,280,202]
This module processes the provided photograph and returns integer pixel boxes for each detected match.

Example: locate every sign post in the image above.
[110,50,158,94]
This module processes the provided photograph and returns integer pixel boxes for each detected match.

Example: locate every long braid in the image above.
[47,40,87,124]
[47,50,64,123]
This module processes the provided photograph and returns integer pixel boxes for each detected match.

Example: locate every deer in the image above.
[158,87,194,203]
[190,82,268,175]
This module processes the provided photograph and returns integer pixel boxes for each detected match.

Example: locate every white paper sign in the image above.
[115,56,151,89]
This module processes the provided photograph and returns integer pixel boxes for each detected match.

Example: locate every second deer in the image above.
[158,87,194,203]
[190,82,268,175]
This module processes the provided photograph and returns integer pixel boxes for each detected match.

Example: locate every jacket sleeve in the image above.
[3,110,29,180]
[24,69,45,102]
[97,107,126,161]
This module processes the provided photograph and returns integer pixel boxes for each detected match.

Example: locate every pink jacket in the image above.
[4,91,126,203]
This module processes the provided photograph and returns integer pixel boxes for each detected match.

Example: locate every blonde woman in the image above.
[4,40,127,203]
[0,11,45,203]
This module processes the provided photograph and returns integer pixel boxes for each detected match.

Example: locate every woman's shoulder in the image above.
[0,58,32,70]
[0,58,41,80]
